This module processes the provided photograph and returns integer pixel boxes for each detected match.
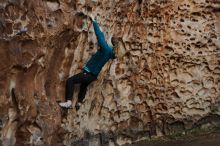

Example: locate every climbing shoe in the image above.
[58,100,72,109]
[75,102,82,111]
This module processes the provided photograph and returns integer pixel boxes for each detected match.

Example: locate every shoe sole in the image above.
[56,101,73,109]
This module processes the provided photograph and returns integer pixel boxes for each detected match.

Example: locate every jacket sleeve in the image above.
[93,20,109,50]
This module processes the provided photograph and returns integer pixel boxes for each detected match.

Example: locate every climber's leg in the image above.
[76,72,97,110]
[78,83,89,103]
[59,71,97,108]
[65,73,85,100]
[59,72,88,108]
[75,83,89,111]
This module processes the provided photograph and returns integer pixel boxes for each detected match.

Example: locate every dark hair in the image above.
[112,50,116,59]
[111,37,119,47]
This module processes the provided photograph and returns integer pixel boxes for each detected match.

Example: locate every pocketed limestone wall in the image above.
[0,0,220,145]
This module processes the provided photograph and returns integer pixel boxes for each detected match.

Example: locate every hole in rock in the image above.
[39,16,44,21]
[208,39,212,43]
[191,18,198,22]
[138,0,143,4]
[165,46,173,52]
[21,14,26,21]
[86,6,92,12]
[191,12,201,16]
[213,8,220,13]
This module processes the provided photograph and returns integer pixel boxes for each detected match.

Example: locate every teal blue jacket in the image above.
[84,20,115,76]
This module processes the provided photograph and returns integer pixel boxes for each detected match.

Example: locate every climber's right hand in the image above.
[88,14,95,22]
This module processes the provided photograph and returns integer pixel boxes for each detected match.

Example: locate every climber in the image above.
[58,14,116,110]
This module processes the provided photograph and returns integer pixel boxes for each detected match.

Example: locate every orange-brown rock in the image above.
[0,0,220,145]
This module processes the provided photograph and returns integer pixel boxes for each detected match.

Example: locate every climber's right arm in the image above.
[92,20,109,50]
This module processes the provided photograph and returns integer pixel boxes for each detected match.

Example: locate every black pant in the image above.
[65,70,97,103]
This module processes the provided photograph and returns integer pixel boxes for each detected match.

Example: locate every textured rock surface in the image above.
[0,0,220,145]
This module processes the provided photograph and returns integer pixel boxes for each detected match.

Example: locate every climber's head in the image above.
[111,36,120,52]
[111,37,120,59]
[111,36,119,48]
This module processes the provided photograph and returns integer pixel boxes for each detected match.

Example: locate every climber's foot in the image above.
[75,102,82,111]
[58,100,72,109]
[16,27,28,35]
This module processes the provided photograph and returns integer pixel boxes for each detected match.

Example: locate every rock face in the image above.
[0,0,220,145]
